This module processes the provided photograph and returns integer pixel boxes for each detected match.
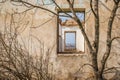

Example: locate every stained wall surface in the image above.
[0,0,120,80]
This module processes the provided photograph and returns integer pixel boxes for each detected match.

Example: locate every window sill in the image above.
[57,51,85,56]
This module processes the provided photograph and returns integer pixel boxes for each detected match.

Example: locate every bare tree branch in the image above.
[100,1,120,77]
[67,0,93,53]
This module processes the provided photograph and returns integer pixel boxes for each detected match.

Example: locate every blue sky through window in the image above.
[59,12,84,22]
[65,32,76,49]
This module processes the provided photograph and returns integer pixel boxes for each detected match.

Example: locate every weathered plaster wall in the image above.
[0,0,120,80]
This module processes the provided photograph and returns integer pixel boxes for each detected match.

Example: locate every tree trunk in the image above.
[99,1,119,80]
[92,0,100,79]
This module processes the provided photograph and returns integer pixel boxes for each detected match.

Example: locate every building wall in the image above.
[0,0,120,80]
[59,26,84,52]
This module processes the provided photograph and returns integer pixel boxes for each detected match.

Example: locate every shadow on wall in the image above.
[73,66,120,80]
[107,68,120,80]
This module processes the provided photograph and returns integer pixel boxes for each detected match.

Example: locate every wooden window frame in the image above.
[57,8,85,54]
[64,31,76,52]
